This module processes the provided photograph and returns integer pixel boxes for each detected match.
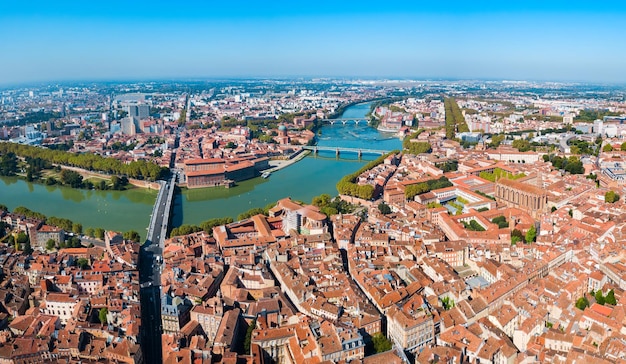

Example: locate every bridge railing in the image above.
[302,146,390,155]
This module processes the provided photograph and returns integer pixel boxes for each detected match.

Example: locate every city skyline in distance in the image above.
[1,0,626,85]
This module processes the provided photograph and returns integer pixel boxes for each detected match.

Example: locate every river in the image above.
[0,176,156,234]
[0,102,402,234]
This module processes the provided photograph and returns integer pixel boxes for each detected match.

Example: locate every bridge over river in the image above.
[139,172,176,364]
[322,117,369,125]
[302,145,390,157]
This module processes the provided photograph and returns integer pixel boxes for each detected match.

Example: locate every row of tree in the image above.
[0,142,168,181]
[576,289,618,310]
[402,129,432,155]
[169,217,235,238]
[602,142,626,152]
[404,176,453,199]
[462,220,485,231]
[444,97,469,139]
[7,205,139,244]
[435,160,458,172]
[478,167,526,182]
[510,225,536,245]
[311,194,356,217]
[542,154,585,174]
[336,152,398,200]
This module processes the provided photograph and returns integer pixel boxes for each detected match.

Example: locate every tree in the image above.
[489,134,505,148]
[525,225,536,244]
[603,143,614,152]
[491,215,509,229]
[244,318,256,353]
[46,239,56,251]
[16,232,29,245]
[0,152,18,176]
[575,296,590,310]
[377,203,392,215]
[606,289,617,305]
[605,190,620,203]
[60,169,84,188]
[441,296,455,310]
[17,232,33,255]
[595,290,606,305]
[0,142,167,181]
[85,227,95,238]
[372,332,392,353]
[77,258,90,270]
[72,222,83,235]
[98,307,108,325]
[94,228,105,240]
[237,208,266,221]
[312,194,332,208]
[68,236,82,248]
[123,230,141,243]
[512,139,532,152]
[621,142,626,151]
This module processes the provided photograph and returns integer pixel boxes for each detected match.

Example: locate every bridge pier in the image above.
[358,149,362,158]
[341,121,347,125]
[336,148,340,157]
[314,147,318,154]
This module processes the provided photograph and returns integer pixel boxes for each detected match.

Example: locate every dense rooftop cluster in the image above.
[1,80,626,363]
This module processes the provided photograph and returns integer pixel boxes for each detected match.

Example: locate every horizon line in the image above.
[3,76,626,89]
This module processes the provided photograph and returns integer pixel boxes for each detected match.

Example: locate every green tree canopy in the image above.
[606,290,617,305]
[512,139,532,152]
[72,223,83,235]
[244,318,256,354]
[575,296,589,310]
[46,239,56,251]
[525,225,536,244]
[372,332,393,353]
[378,203,392,215]
[0,152,18,176]
[99,307,108,324]
[94,228,105,240]
[605,190,620,203]
[237,208,266,221]
[492,215,509,229]
[77,258,89,270]
[123,230,141,243]
[0,142,168,181]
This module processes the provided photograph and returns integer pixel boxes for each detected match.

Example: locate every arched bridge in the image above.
[303,145,390,157]
[322,118,369,125]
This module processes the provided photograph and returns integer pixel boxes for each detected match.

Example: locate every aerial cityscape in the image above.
[1,1,626,364]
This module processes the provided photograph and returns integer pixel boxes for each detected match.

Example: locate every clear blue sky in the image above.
[1,0,625,85]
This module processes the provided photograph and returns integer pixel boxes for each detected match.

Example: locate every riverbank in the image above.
[57,165,162,190]
[0,175,156,234]
[265,149,311,173]
[2,102,402,233]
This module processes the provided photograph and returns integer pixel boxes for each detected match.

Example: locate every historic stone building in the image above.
[495,178,548,218]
